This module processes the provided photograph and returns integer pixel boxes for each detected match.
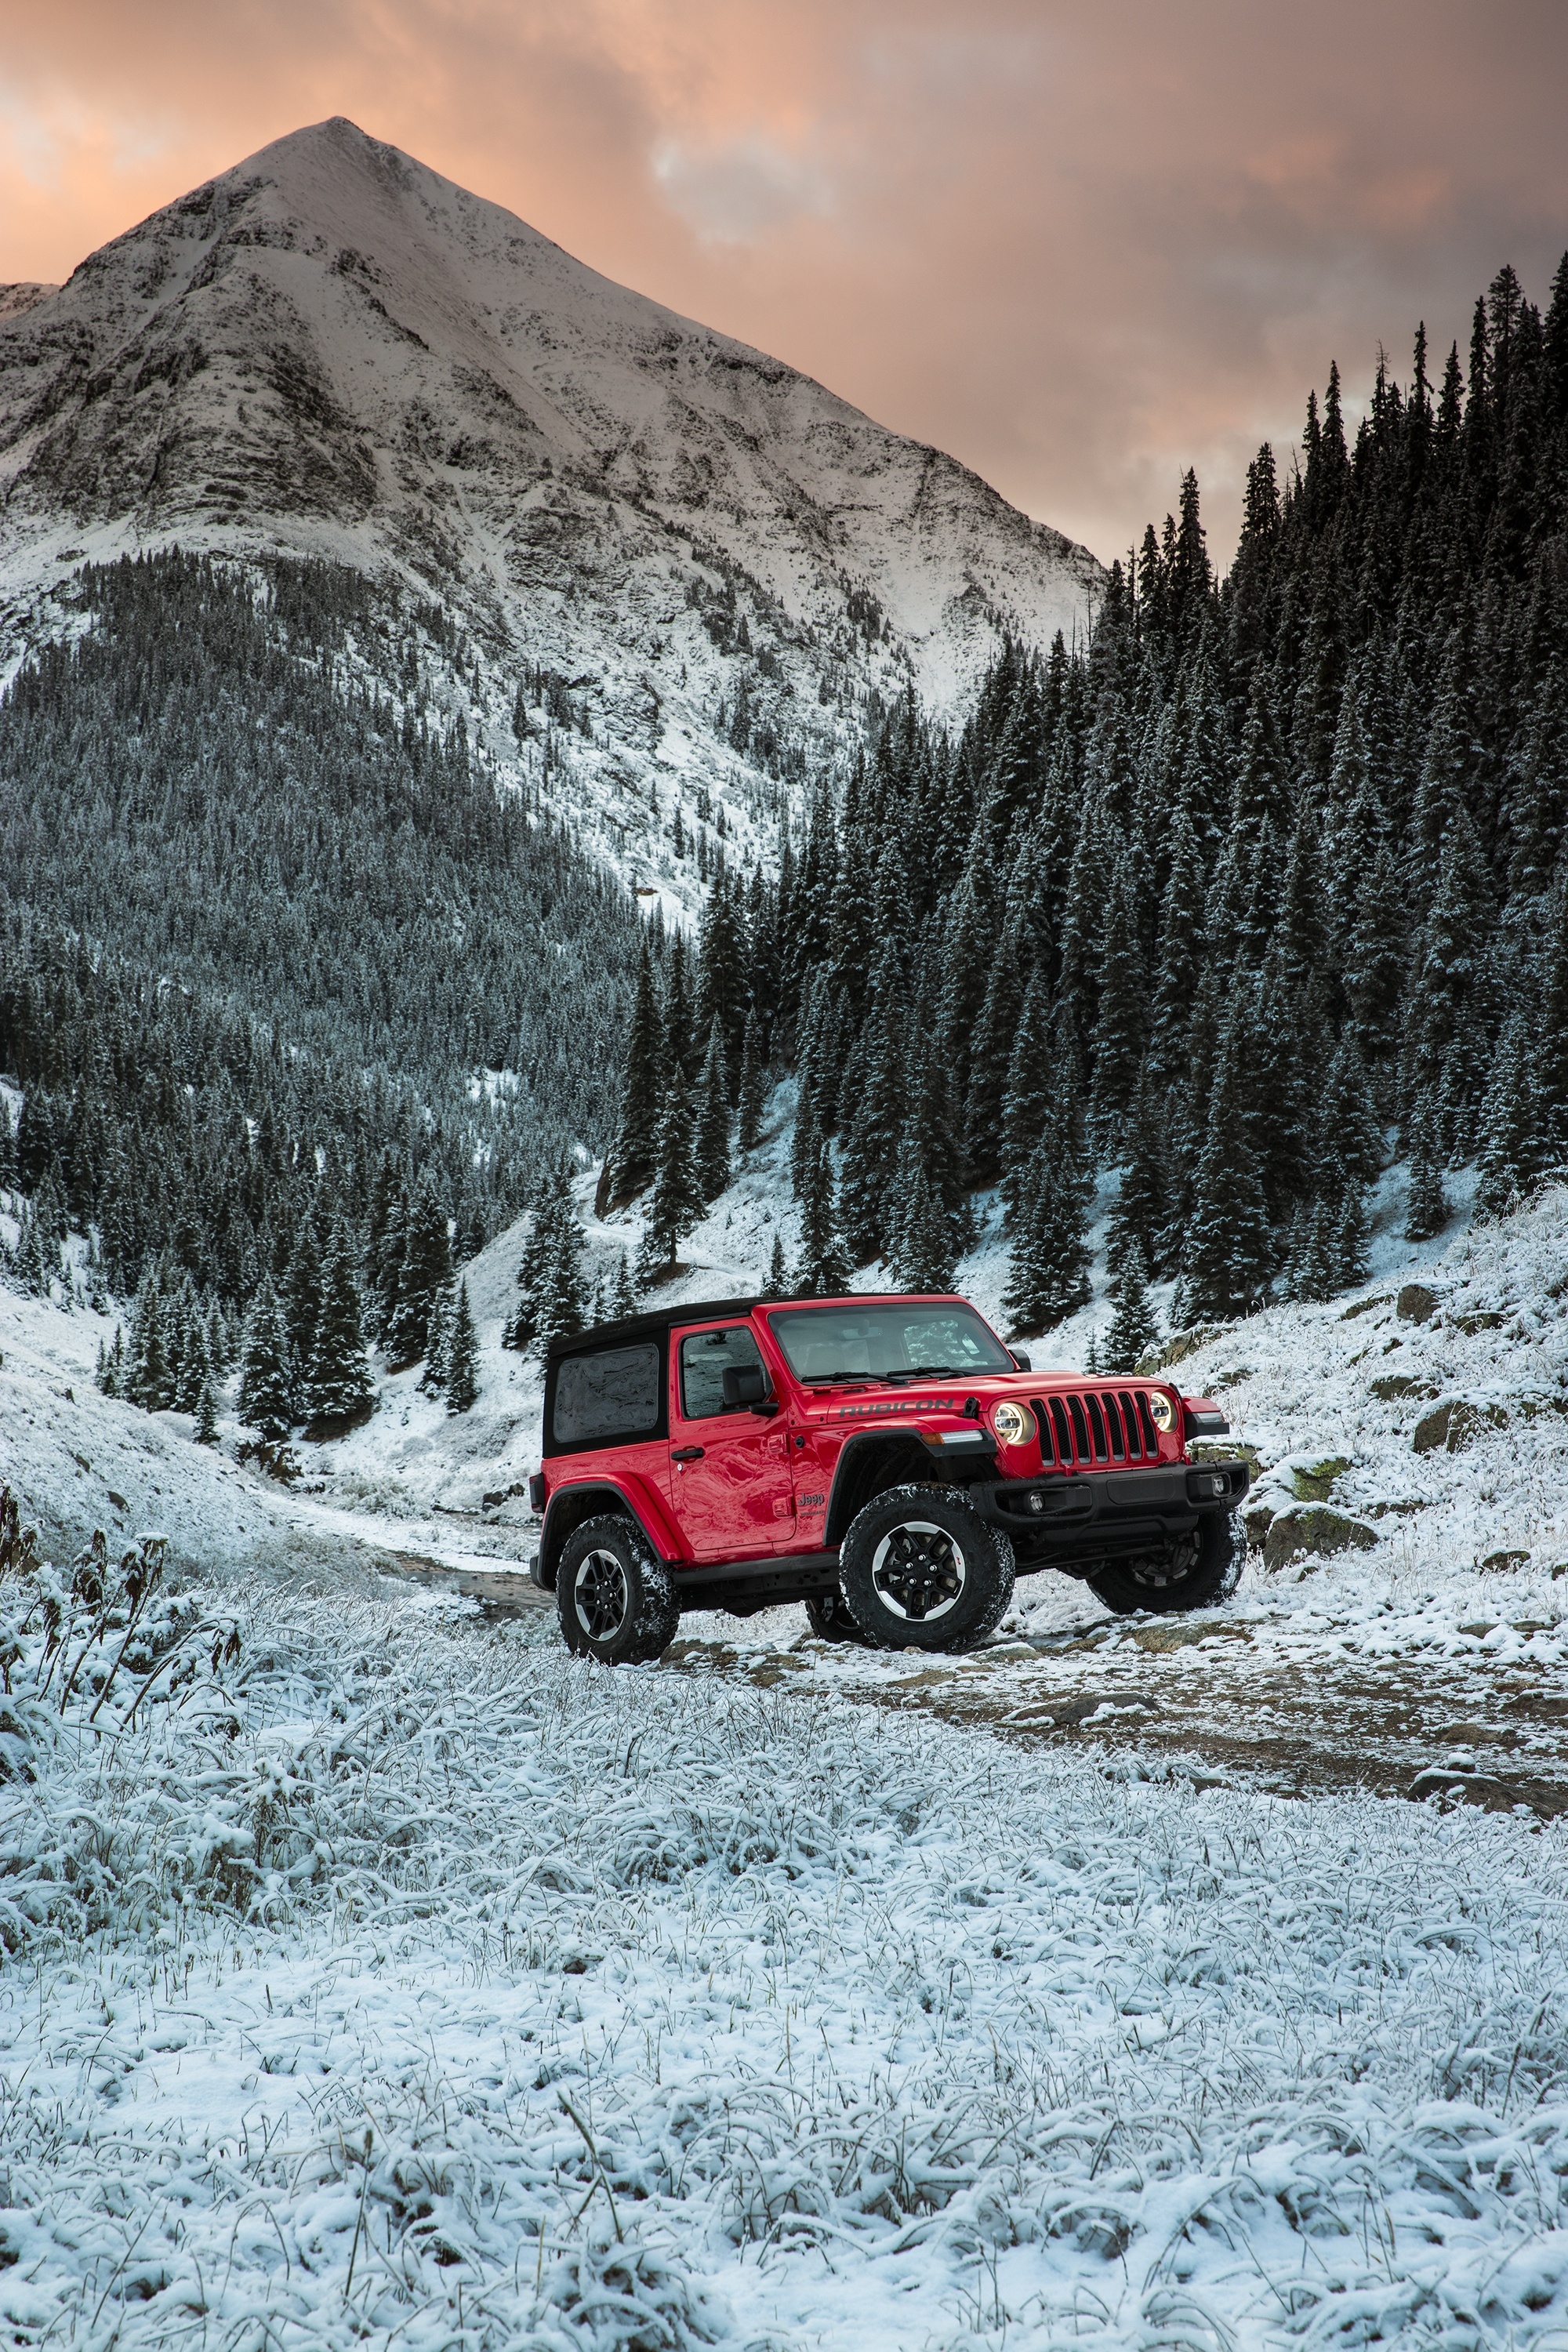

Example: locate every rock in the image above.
[1152,1327,1223,1370]
[1290,1456,1350,1503]
[1368,1374,1439,1403]
[1480,1548,1530,1573]
[1411,1399,1504,1454]
[1263,1507,1378,1574]
[1013,1692,1162,1727]
[1190,1440,1264,1474]
[1396,1283,1438,1324]
[1127,1621,1252,1653]
[1408,1765,1520,1810]
[1243,1501,1276,1548]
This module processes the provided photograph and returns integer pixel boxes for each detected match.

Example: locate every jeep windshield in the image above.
[766,1302,1014,1385]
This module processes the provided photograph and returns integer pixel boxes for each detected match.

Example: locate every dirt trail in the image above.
[665,1615,1568,1819]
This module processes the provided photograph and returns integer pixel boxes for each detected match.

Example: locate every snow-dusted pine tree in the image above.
[794,1123,852,1297]
[1002,1122,1091,1336]
[237,1277,295,1439]
[444,1282,480,1414]
[890,1168,954,1294]
[1103,1244,1159,1372]
[637,1081,702,1282]
[385,1174,452,1367]
[692,1016,732,1205]
[736,1010,767,1153]
[303,1221,376,1427]
[1403,1091,1450,1242]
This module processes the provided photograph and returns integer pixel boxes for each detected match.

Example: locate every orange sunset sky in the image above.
[2,0,1565,564]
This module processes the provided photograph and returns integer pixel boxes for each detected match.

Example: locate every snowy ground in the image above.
[9,1161,1568,2345]
[6,1589,1568,2352]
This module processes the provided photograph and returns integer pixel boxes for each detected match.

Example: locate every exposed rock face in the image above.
[1413,1399,1500,1454]
[0,119,1102,749]
[0,285,57,328]
[1262,1507,1378,1574]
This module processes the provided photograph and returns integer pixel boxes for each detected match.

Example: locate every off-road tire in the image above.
[803,1589,870,1645]
[838,1484,1015,1653]
[1088,1506,1246,1618]
[557,1515,681,1664]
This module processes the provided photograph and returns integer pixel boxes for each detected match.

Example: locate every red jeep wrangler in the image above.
[527,1291,1249,1663]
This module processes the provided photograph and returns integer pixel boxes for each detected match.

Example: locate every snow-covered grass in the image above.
[6,1584,1568,2351]
[9,1152,1568,2343]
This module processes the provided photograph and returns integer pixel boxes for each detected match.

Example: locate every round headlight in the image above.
[990,1399,1035,1447]
[1148,1391,1176,1434]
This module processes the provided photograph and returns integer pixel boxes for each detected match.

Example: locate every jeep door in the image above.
[667,1321,793,1559]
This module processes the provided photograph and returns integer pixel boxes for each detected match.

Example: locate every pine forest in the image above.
[5,255,1568,1406]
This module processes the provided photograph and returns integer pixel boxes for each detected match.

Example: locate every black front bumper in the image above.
[968,1458,1250,1570]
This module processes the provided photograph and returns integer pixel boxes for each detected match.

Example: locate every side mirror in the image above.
[1010,1348,1033,1372]
[722,1364,768,1409]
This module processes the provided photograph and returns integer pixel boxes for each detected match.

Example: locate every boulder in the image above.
[1290,1456,1350,1503]
[1396,1283,1438,1324]
[1411,1399,1505,1454]
[1263,1506,1378,1574]
[1407,1765,1520,1811]
[1149,1326,1223,1370]
[1369,1374,1439,1403]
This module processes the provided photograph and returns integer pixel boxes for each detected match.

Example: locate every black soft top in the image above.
[542,1292,960,1363]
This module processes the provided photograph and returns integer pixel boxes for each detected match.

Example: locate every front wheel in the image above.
[557,1515,681,1664]
[1088,1507,1246,1617]
[838,1485,1014,1653]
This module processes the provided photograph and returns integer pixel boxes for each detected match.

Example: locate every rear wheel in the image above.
[803,1589,869,1645]
[1088,1508,1246,1617]
[838,1485,1014,1653]
[557,1515,681,1664]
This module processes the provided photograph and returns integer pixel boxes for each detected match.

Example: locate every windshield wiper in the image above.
[879,1366,962,1384]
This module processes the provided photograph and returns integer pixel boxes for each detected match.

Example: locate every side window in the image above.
[678,1326,769,1421]
[553,1343,661,1446]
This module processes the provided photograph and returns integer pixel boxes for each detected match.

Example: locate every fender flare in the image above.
[538,1476,684,1590]
[823,1428,983,1547]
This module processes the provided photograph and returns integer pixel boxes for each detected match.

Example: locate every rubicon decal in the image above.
[835,1396,964,1419]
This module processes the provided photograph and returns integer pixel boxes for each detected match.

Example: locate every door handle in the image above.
[671,1446,705,1462]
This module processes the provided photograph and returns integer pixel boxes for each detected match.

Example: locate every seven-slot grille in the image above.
[1031,1388,1161,1468]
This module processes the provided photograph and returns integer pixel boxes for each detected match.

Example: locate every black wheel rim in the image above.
[1129,1535,1199,1589]
[869,1520,966,1622]
[573,1548,630,1640]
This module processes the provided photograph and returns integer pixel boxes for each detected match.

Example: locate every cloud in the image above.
[0,0,1565,564]
[652,132,833,245]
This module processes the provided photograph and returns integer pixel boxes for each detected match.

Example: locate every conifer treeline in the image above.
[0,544,651,1418]
[0,914,488,1299]
[608,256,1568,1336]
[0,547,641,1157]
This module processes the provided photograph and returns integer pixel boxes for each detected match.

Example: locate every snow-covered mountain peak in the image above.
[0,118,1102,815]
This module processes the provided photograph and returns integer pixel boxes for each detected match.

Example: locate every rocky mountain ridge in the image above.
[0,118,1101,895]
